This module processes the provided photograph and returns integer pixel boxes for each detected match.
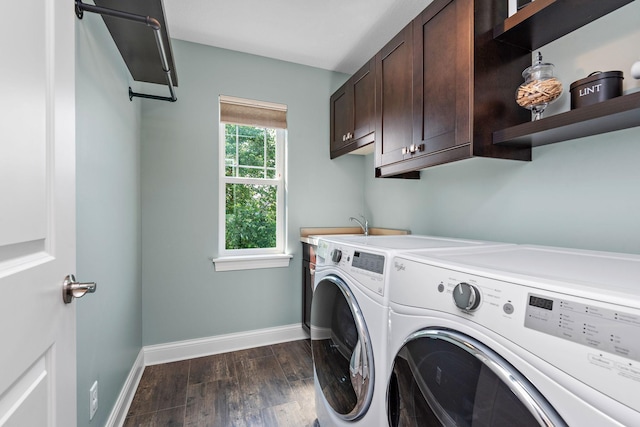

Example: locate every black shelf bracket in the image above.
[75,0,177,102]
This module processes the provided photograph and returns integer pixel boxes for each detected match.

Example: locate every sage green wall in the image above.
[140,40,358,345]
[76,15,142,427]
[364,2,640,254]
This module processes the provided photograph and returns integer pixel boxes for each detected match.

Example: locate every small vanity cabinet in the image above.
[301,242,316,333]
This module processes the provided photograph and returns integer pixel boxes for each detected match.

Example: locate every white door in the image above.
[0,0,78,426]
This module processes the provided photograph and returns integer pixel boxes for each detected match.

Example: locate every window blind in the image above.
[220,95,287,129]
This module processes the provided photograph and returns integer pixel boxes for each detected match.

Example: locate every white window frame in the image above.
[213,97,290,271]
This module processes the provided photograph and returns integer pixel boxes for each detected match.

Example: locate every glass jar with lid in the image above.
[516,52,563,120]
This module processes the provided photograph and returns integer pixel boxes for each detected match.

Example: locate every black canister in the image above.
[569,71,623,109]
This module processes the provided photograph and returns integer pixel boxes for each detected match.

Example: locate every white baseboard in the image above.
[105,349,145,427]
[143,323,309,366]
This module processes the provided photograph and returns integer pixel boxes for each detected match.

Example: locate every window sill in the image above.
[211,254,293,272]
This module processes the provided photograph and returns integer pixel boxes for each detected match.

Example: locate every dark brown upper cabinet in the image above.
[374,23,415,172]
[334,0,635,176]
[411,0,472,169]
[330,58,376,159]
[375,0,531,177]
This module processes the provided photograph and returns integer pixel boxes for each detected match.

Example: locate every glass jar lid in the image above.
[522,52,555,80]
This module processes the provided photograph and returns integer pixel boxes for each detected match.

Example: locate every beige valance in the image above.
[220,95,287,129]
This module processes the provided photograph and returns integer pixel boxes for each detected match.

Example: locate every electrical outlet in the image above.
[89,380,98,420]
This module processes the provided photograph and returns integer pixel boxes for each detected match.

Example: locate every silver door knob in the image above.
[62,274,97,304]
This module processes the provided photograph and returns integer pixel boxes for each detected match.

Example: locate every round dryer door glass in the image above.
[311,275,374,421]
[387,328,567,427]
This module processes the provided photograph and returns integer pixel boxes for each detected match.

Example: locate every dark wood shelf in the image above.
[493,0,633,51]
[493,91,640,147]
[94,0,178,86]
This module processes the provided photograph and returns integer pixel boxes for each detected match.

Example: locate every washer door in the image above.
[387,328,567,427]
[311,274,374,421]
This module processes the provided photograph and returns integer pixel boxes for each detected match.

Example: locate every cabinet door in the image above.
[330,82,352,157]
[375,22,414,169]
[330,59,376,159]
[352,58,376,141]
[413,0,471,161]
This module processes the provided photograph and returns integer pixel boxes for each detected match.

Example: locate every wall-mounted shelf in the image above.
[492,0,639,148]
[493,0,633,51]
[493,91,640,147]
[76,0,178,102]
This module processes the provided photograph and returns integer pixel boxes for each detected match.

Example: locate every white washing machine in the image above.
[386,244,640,426]
[310,234,511,427]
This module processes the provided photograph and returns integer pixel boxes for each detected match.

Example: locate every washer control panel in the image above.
[390,256,640,414]
[525,293,640,363]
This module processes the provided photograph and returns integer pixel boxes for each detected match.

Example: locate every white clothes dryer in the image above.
[311,234,510,427]
[386,245,640,427]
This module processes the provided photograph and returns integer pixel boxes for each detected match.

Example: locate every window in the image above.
[214,96,290,271]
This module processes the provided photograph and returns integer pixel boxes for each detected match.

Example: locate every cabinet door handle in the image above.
[406,143,425,154]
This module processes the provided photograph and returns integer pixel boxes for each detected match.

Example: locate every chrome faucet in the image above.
[349,215,369,236]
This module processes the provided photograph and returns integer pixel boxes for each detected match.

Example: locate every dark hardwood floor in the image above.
[124,339,316,427]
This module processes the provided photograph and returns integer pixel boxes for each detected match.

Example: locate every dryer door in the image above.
[311,274,374,421]
[387,328,567,427]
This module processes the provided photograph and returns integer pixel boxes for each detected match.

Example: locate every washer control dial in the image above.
[453,282,481,311]
[331,249,342,263]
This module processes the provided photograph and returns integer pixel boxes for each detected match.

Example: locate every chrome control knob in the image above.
[453,282,481,311]
[331,249,342,263]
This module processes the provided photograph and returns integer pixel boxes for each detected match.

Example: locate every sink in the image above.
[300,226,410,246]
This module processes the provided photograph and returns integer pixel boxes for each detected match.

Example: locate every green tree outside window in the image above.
[224,124,279,249]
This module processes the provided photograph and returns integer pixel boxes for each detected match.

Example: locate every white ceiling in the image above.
[163,0,433,75]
